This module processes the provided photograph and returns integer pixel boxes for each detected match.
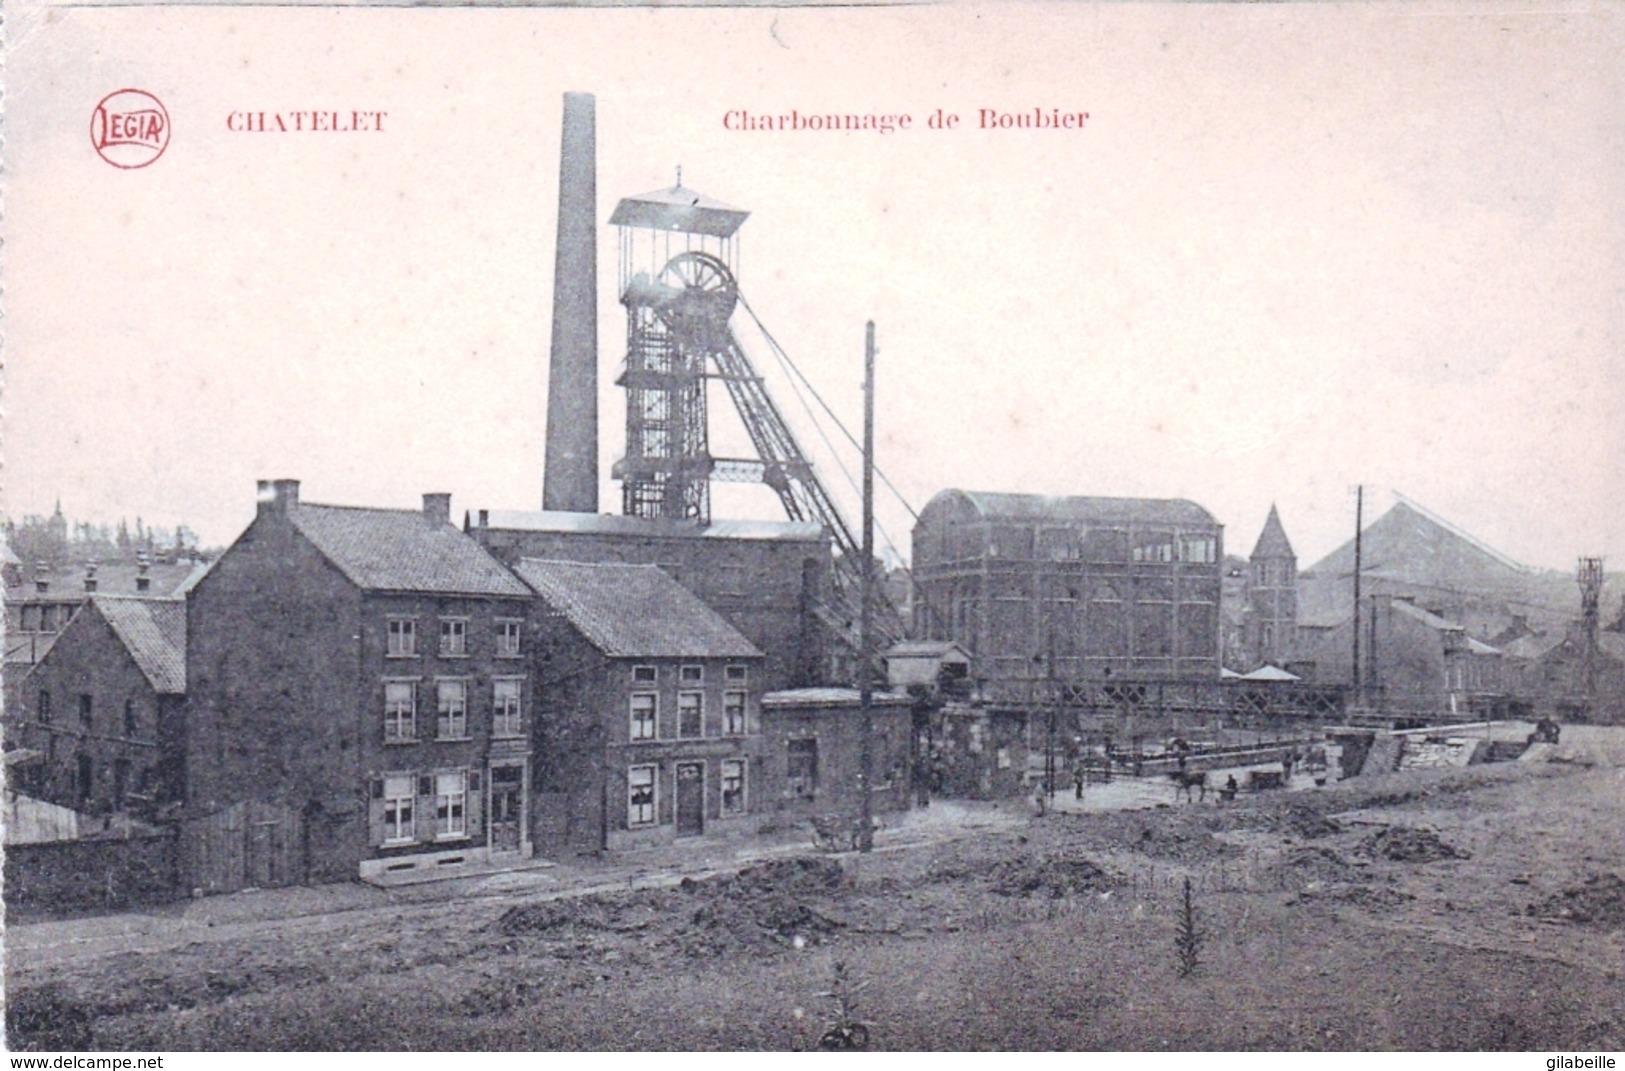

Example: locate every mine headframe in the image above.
[609,181,904,652]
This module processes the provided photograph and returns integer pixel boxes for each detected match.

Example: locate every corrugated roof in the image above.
[94,596,186,694]
[477,510,825,543]
[290,505,529,597]
[1240,664,1300,682]
[514,558,760,659]
[1251,504,1295,560]
[941,489,1217,527]
[761,687,912,708]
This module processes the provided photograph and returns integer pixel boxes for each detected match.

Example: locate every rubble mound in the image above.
[496,890,665,936]
[989,853,1117,898]
[495,857,851,956]
[4,985,95,1051]
[1527,874,1625,929]
[1321,884,1415,909]
[1283,846,1357,884]
[1230,802,1344,840]
[1357,826,1469,863]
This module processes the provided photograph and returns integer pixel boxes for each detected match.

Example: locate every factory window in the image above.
[435,771,467,839]
[436,680,469,740]
[384,681,416,743]
[630,693,658,741]
[723,691,747,735]
[1132,536,1175,563]
[632,665,657,685]
[678,691,704,738]
[381,775,415,845]
[124,698,138,736]
[680,665,704,684]
[1082,529,1130,563]
[1182,537,1216,564]
[37,690,52,724]
[721,759,747,815]
[495,619,523,658]
[78,694,93,728]
[1038,527,1078,561]
[628,765,657,827]
[387,618,417,658]
[492,678,523,737]
[725,664,748,684]
[439,618,468,657]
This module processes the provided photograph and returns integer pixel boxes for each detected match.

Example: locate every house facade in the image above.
[5,596,186,815]
[185,480,536,883]
[757,688,914,821]
[514,558,765,855]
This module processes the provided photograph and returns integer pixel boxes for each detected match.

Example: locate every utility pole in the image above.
[858,322,876,852]
[1352,485,1364,707]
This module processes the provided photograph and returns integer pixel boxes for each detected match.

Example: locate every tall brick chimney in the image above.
[542,91,599,514]
[422,493,452,527]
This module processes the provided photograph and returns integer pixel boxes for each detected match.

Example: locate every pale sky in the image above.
[3,2,1621,573]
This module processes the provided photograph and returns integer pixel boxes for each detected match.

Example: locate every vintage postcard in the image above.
[3,0,1623,1054]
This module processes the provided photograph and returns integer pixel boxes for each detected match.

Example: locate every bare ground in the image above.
[8,727,1625,1051]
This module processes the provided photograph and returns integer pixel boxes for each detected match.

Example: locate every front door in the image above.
[675,761,705,837]
[488,765,524,854]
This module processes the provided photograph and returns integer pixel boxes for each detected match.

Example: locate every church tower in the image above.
[1248,504,1297,668]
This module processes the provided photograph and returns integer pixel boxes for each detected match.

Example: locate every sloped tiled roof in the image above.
[514,558,760,659]
[935,489,1217,527]
[1251,504,1295,560]
[94,596,186,694]
[885,640,970,660]
[290,505,529,597]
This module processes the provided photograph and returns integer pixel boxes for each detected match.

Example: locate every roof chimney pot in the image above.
[423,493,452,527]
[257,478,301,517]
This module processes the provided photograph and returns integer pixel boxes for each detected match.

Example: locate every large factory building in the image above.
[911,490,1224,701]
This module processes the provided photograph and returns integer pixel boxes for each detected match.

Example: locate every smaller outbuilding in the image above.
[758,687,914,823]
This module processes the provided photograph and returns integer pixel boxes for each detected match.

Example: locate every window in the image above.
[387,618,417,657]
[723,691,747,735]
[787,739,818,798]
[721,759,747,815]
[384,682,416,743]
[493,679,523,737]
[382,775,415,844]
[630,693,657,741]
[439,618,468,657]
[37,690,51,724]
[678,691,704,738]
[632,665,657,684]
[435,771,467,839]
[437,680,468,739]
[78,694,93,728]
[628,765,657,826]
[123,698,138,736]
[725,664,748,684]
[680,664,704,684]
[496,619,522,658]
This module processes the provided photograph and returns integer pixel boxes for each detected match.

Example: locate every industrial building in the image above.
[911,489,1225,700]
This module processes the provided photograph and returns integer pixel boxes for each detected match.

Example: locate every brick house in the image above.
[6,595,186,815]
[513,558,764,855]
[185,480,535,883]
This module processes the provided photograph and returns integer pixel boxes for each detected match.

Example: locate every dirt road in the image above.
[8,729,1625,1051]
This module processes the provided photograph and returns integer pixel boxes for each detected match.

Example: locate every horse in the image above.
[1169,769,1208,803]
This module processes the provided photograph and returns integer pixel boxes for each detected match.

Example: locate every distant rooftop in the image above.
[762,687,913,708]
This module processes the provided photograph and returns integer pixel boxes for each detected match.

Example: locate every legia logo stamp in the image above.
[91,89,170,168]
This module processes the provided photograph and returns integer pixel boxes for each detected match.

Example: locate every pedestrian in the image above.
[1073,759,1085,800]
